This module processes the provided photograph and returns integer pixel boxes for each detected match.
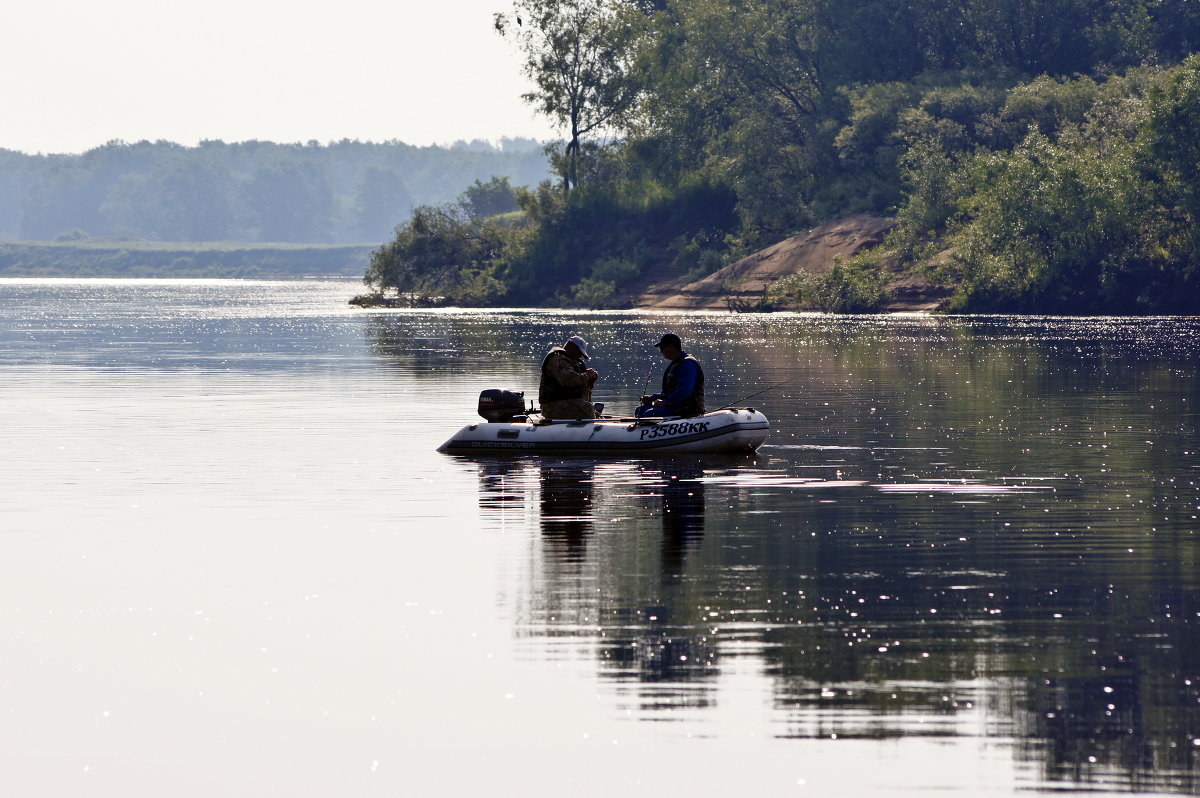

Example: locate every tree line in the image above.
[367,0,1200,313]
[0,138,548,245]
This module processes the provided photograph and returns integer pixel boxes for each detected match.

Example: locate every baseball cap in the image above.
[654,333,681,349]
[567,335,591,359]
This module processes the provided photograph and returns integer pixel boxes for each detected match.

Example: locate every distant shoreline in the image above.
[0,240,374,280]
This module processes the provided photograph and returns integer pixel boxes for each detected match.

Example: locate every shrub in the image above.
[766,254,889,312]
[571,278,618,307]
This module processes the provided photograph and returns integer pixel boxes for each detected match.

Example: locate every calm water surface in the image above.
[2,278,1198,796]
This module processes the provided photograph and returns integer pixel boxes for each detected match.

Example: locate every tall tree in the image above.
[495,0,642,193]
[636,0,830,234]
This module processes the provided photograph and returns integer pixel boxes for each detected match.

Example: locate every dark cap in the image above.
[654,332,682,349]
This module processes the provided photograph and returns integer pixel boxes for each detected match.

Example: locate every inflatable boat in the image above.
[438,390,769,455]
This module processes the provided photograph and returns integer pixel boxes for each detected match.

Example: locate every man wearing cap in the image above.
[538,335,600,419]
[636,333,706,418]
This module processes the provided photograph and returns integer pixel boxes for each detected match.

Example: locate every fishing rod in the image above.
[633,362,656,413]
[717,375,802,410]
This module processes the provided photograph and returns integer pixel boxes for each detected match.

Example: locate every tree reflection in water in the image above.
[471,450,1200,791]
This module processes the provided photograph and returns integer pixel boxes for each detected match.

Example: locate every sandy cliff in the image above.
[635,213,951,312]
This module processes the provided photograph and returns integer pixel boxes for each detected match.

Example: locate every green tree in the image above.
[815,0,928,84]
[1143,55,1200,217]
[1139,53,1200,286]
[1152,0,1200,60]
[365,204,511,305]
[496,0,642,193]
[661,0,824,148]
[633,0,843,235]
[944,128,1147,311]
[459,176,520,219]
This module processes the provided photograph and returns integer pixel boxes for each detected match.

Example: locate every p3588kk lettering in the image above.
[639,421,711,440]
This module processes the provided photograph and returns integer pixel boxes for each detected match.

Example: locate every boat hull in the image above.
[437,408,769,456]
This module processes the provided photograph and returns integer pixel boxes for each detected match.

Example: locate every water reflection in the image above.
[11,283,1200,796]
[475,456,722,710]
[598,604,718,714]
[658,459,705,579]
[467,438,1198,789]
[1025,657,1151,786]
[602,460,715,712]
[539,462,595,563]
[476,458,529,515]
[422,310,1200,794]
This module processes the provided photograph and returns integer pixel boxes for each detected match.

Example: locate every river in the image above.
[2,278,1198,796]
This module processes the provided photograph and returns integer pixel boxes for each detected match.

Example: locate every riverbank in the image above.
[351,214,955,313]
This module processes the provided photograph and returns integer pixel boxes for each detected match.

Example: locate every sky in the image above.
[0,0,558,154]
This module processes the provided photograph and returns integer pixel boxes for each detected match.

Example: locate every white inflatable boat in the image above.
[438,391,769,455]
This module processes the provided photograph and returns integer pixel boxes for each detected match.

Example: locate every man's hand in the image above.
[586,368,599,384]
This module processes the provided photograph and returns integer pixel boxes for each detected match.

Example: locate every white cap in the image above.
[567,335,591,359]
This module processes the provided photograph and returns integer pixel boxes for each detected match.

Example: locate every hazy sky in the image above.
[0,0,557,154]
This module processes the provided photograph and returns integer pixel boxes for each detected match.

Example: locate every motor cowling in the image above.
[478,389,527,422]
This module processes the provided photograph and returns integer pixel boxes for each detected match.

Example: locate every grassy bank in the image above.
[0,240,374,279]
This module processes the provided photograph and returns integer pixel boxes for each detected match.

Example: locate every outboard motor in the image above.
[477,389,528,422]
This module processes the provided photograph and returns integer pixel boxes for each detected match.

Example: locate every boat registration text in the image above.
[639,421,711,440]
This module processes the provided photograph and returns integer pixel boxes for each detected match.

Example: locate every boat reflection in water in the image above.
[538,461,596,563]
[475,456,721,710]
[601,459,714,708]
[657,459,706,579]
[473,455,712,575]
